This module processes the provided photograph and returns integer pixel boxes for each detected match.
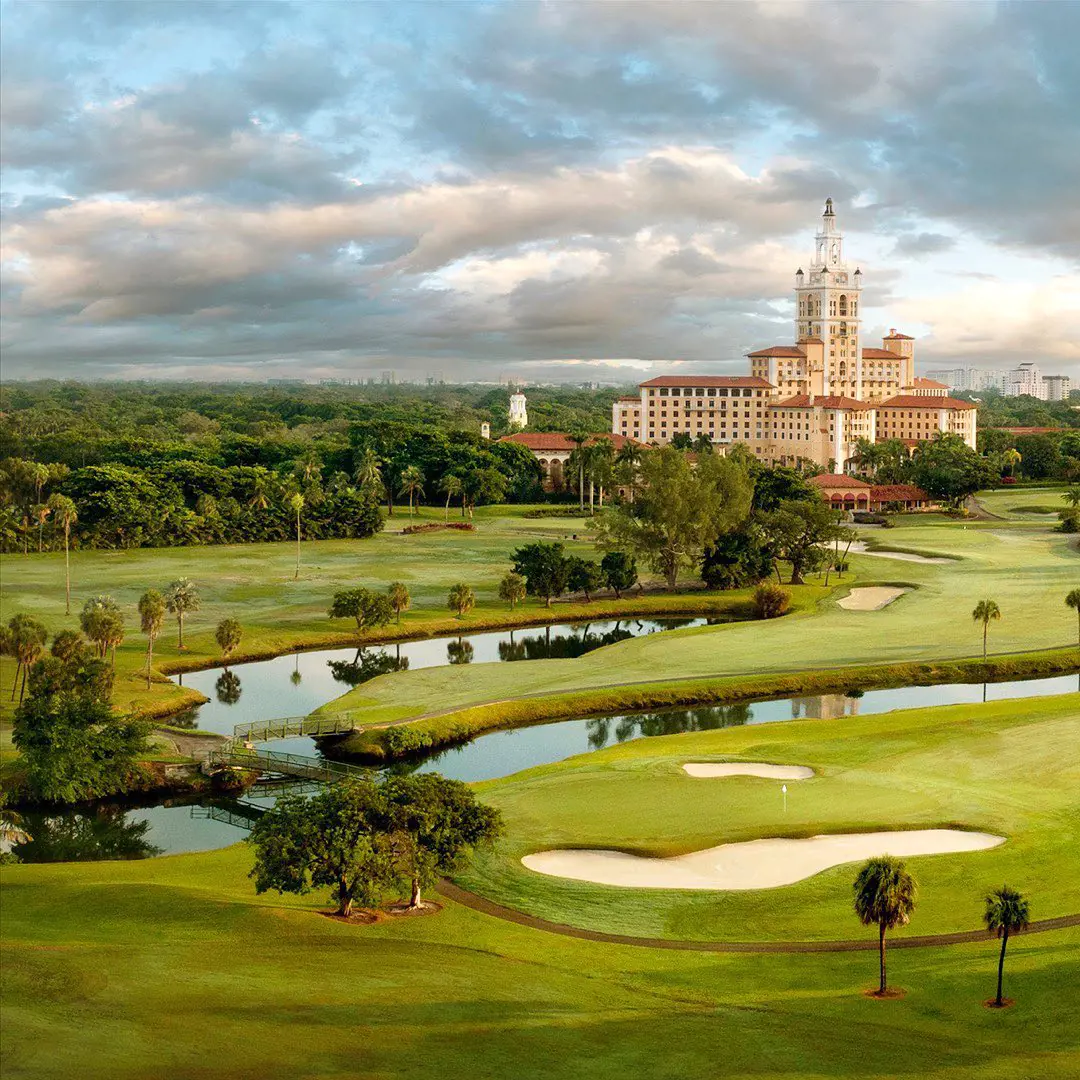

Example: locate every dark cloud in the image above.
[1,1,1077,380]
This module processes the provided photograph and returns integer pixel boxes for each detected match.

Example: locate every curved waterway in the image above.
[14,670,1077,862]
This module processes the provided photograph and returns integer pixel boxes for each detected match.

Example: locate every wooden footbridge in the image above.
[230,713,358,744]
[205,745,370,784]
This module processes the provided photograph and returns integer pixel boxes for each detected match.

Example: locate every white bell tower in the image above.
[508,392,528,428]
[795,198,863,398]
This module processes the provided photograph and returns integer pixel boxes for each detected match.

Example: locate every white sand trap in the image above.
[522,829,1003,891]
[682,763,814,780]
[837,586,909,611]
[846,540,952,565]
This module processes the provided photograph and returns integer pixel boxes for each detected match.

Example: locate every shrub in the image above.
[401,522,475,534]
[753,583,791,619]
[1057,509,1080,533]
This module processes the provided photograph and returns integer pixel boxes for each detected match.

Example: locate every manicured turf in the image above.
[2,845,1078,1080]
[974,485,1072,520]
[455,694,1080,942]
[327,513,1080,732]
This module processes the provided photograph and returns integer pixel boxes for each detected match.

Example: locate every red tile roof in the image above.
[499,432,641,452]
[884,330,915,340]
[639,375,774,388]
[616,396,641,403]
[809,474,872,489]
[912,377,949,389]
[878,395,977,410]
[861,348,901,359]
[747,345,806,358]
[997,426,1065,435]
[871,484,930,502]
[774,394,872,411]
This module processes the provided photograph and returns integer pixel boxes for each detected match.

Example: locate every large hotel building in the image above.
[612,200,976,473]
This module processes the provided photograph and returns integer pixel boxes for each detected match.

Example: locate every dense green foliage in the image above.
[12,644,148,803]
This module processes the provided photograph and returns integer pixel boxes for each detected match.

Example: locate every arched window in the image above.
[839,294,848,316]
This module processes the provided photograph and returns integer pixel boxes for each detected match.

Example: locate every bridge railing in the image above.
[206,746,371,784]
[231,713,356,744]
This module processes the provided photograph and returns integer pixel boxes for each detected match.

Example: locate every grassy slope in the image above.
[456,694,1080,942]
[975,485,1071,520]
[2,845,1078,1080]
[326,515,1080,730]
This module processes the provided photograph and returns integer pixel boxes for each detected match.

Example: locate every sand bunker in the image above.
[846,541,952,565]
[837,586,909,611]
[682,763,814,780]
[522,829,1003,891]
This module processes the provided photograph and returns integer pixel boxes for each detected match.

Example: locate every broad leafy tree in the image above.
[248,779,397,918]
[383,773,502,908]
[593,447,753,589]
[328,588,395,635]
[758,498,845,585]
[910,433,998,508]
[137,590,167,689]
[983,885,1030,1007]
[567,557,603,601]
[853,856,918,995]
[13,652,147,803]
[600,551,638,598]
[972,598,1002,658]
[1066,588,1080,646]
[165,578,200,650]
[512,542,572,607]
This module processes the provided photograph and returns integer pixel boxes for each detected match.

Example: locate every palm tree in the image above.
[1062,487,1080,509]
[983,885,1030,1007]
[588,438,616,509]
[79,596,124,665]
[215,617,243,663]
[32,501,51,553]
[287,492,304,579]
[1002,448,1022,479]
[614,441,644,504]
[498,572,526,610]
[247,473,272,510]
[438,473,463,522]
[0,795,32,849]
[1067,588,1080,647]
[47,494,77,614]
[567,431,590,511]
[387,582,410,624]
[853,855,918,995]
[165,578,200,650]
[138,589,167,690]
[972,598,1002,659]
[399,465,425,517]
[447,583,475,618]
[6,614,48,702]
[353,448,383,496]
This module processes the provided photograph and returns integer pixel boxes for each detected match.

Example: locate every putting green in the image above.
[454,693,1080,942]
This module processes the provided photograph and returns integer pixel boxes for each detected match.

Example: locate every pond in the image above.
[12,671,1077,862]
[171,617,721,754]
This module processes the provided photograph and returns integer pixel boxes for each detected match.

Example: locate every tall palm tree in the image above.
[438,473,463,522]
[79,595,124,665]
[983,885,1030,1007]
[6,614,48,702]
[353,448,383,496]
[138,589,167,690]
[614,441,644,504]
[165,578,200,650]
[1001,448,1022,479]
[588,438,616,510]
[387,582,410,624]
[567,431,590,511]
[853,856,918,995]
[1065,587,1080,647]
[47,494,77,614]
[399,465,425,517]
[32,502,51,553]
[247,473,272,511]
[972,598,1002,659]
[287,492,304,579]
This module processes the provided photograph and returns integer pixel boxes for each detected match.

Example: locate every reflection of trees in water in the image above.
[447,640,474,665]
[327,649,409,687]
[17,804,162,862]
[587,703,754,748]
[497,625,634,662]
[215,670,242,704]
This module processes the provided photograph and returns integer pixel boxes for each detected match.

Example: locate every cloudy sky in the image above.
[2,0,1078,383]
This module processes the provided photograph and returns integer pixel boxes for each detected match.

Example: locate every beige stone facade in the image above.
[611,201,978,473]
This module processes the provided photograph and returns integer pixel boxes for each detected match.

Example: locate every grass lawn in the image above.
[326,512,1080,734]
[974,484,1072,521]
[2,843,1078,1080]
[455,693,1080,942]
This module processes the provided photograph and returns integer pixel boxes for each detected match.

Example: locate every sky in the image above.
[2,0,1079,384]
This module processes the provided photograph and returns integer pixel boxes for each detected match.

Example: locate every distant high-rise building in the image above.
[924,368,1006,393]
[1043,374,1072,402]
[1007,363,1045,399]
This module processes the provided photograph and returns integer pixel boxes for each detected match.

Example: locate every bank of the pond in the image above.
[336,646,1080,761]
